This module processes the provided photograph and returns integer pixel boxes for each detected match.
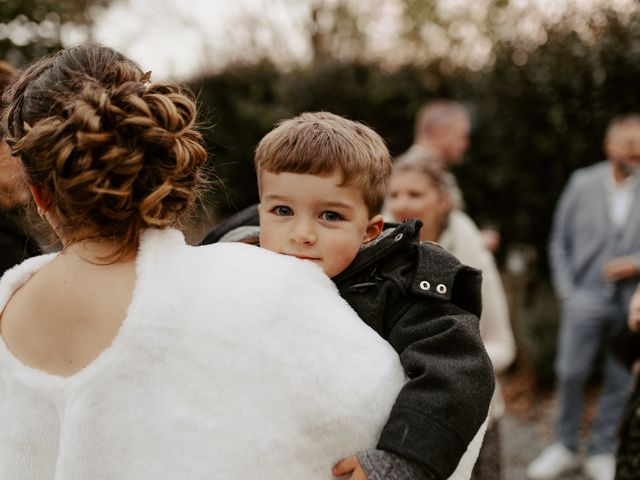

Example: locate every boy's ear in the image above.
[364,214,384,243]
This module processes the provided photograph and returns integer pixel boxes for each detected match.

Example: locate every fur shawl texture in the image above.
[0,228,406,479]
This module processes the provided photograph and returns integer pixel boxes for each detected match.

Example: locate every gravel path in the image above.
[500,373,595,480]
[502,411,587,480]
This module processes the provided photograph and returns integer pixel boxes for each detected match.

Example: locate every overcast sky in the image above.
[85,0,638,81]
[89,0,308,80]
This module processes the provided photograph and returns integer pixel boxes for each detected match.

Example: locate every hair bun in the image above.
[1,45,208,256]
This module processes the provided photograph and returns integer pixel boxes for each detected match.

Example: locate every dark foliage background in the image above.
[191,10,640,280]
[0,0,112,65]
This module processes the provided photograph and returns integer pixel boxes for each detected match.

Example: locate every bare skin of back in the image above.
[0,242,136,377]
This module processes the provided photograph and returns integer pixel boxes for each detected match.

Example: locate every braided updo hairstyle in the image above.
[0,44,207,256]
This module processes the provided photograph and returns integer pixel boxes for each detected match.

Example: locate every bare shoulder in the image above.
[0,254,136,376]
[0,256,56,340]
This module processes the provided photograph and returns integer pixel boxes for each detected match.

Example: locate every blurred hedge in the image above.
[190,9,640,275]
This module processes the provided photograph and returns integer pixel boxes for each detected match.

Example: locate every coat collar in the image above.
[332,219,422,283]
[333,218,465,303]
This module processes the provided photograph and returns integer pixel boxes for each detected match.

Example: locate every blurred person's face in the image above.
[606,124,640,180]
[437,116,470,167]
[259,170,382,278]
[387,170,449,241]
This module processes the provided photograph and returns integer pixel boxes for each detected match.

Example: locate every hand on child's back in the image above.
[333,456,368,480]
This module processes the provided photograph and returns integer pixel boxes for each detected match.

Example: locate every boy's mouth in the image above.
[284,253,321,261]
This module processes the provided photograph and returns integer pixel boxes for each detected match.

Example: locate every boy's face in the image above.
[259,170,383,278]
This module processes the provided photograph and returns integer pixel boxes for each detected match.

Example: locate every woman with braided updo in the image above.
[0,45,405,479]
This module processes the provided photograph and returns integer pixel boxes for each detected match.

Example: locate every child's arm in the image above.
[382,265,493,477]
[332,456,368,480]
[333,408,489,480]
[346,410,489,480]
[334,451,437,480]
[338,240,495,479]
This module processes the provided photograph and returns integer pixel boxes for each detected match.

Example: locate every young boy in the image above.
[202,112,494,480]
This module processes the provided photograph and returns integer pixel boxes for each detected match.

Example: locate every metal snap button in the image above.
[436,284,447,294]
[419,280,430,291]
[394,233,403,241]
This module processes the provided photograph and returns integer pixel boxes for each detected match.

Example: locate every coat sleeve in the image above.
[375,254,495,480]
[548,174,579,300]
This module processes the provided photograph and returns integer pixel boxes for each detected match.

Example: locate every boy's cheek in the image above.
[326,249,359,278]
[258,222,268,246]
[259,224,279,253]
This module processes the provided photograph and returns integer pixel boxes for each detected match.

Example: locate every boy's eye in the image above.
[272,206,293,216]
[321,211,344,222]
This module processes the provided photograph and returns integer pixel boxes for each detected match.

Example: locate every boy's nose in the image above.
[288,221,317,245]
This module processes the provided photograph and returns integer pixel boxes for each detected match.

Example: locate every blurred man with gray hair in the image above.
[395,100,502,251]
[395,100,470,210]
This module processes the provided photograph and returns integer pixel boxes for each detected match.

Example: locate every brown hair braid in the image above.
[0,45,208,257]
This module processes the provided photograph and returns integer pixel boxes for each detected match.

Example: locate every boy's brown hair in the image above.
[255,111,392,216]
